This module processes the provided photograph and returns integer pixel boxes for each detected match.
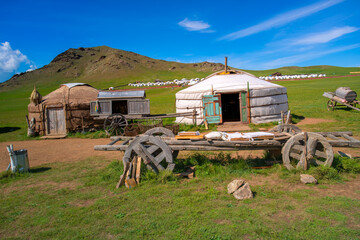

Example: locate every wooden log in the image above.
[116,161,130,188]
[136,157,141,184]
[327,134,341,140]
[168,145,281,151]
[340,134,359,142]
[328,141,360,147]
[163,139,282,147]
[315,131,353,137]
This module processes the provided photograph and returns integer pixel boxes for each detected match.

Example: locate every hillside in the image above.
[1,45,359,92]
[246,65,360,77]
[0,46,225,90]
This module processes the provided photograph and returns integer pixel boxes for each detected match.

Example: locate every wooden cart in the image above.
[323,92,360,112]
[90,90,197,135]
[94,125,360,187]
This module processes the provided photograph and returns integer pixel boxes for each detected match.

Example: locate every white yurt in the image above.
[175,70,289,124]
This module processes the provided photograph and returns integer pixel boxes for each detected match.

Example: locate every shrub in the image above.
[308,166,341,181]
[333,156,360,174]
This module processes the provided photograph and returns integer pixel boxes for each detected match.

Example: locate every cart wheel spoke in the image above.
[104,114,128,136]
[123,135,174,174]
[282,132,333,170]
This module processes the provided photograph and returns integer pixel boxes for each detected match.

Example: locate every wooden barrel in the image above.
[335,87,357,102]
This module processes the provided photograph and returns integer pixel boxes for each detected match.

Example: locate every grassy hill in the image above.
[246,65,360,77]
[0,46,225,91]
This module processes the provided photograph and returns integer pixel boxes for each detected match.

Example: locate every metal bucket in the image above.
[13,149,30,172]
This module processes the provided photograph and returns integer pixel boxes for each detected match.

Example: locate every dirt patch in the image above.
[70,199,97,207]
[296,118,335,126]
[214,219,232,225]
[0,138,121,171]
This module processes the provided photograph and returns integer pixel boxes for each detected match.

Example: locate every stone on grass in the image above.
[227,179,245,194]
[233,183,253,200]
[300,174,317,184]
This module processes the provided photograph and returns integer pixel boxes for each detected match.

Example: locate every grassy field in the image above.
[1,154,359,239]
[0,75,359,142]
[1,72,360,239]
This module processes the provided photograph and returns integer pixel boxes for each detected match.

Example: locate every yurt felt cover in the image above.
[175,73,288,124]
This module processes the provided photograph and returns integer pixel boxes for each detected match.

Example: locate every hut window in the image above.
[112,100,128,114]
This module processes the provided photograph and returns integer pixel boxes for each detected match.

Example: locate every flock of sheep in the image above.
[126,73,327,88]
[127,78,204,87]
[258,73,327,81]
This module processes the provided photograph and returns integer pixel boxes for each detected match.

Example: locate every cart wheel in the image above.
[144,127,179,159]
[269,124,301,135]
[327,100,336,111]
[281,132,334,170]
[104,114,128,136]
[123,135,174,173]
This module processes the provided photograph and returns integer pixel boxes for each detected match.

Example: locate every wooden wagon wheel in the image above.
[281,132,334,170]
[269,124,301,135]
[123,135,175,174]
[104,114,128,136]
[327,100,336,111]
[144,127,179,159]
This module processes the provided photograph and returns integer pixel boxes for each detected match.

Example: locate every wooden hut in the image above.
[28,83,100,136]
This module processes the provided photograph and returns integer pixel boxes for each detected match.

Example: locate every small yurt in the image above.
[175,70,289,124]
[28,83,99,136]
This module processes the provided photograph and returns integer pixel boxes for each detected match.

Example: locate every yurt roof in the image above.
[42,83,99,104]
[177,71,284,94]
[61,83,91,88]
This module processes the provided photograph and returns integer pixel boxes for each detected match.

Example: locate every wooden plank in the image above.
[326,134,341,140]
[328,140,360,147]
[341,134,360,142]
[175,134,205,140]
[315,131,353,137]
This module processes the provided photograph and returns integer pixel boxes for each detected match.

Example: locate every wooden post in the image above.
[192,109,197,125]
[225,56,228,73]
[247,82,251,123]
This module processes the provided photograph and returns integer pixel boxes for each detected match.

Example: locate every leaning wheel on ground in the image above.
[144,127,179,159]
[281,132,333,170]
[123,135,175,173]
[269,124,301,135]
[104,114,128,136]
[327,100,336,111]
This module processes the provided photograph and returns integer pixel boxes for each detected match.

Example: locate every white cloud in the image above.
[264,43,360,68]
[0,42,30,72]
[220,0,344,40]
[178,18,214,32]
[292,26,359,45]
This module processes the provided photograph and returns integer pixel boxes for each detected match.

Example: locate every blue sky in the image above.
[1,0,359,82]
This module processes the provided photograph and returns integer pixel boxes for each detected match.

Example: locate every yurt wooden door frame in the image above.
[202,92,249,124]
[45,107,66,135]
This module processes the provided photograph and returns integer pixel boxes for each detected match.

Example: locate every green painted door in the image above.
[240,92,248,123]
[202,94,222,124]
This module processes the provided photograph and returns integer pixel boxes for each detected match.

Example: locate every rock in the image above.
[233,183,253,200]
[300,174,317,184]
[227,179,245,194]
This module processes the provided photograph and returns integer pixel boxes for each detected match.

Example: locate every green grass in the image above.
[0,73,359,142]
[1,154,359,239]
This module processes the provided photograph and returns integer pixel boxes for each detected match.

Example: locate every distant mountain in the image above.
[0,46,226,90]
[1,45,359,91]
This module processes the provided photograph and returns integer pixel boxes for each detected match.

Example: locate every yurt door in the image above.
[46,108,66,135]
[240,92,248,123]
[202,94,222,124]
